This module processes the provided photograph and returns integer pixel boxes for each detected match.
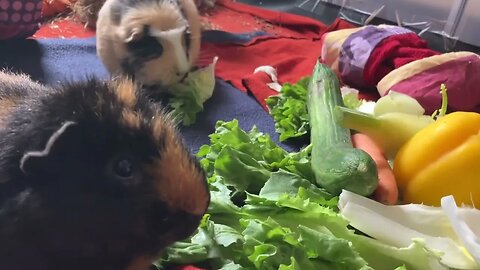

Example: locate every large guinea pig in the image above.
[0,71,210,270]
[96,0,204,90]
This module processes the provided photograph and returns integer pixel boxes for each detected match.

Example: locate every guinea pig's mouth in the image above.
[189,66,201,73]
[149,202,203,241]
[173,212,203,240]
[178,65,202,84]
[178,71,192,83]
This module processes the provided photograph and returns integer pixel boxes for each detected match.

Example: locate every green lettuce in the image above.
[155,119,446,270]
[168,57,218,126]
[265,78,366,142]
[265,77,310,142]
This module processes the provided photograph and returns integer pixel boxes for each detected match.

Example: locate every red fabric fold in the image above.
[363,32,440,86]
[201,36,326,93]
[242,71,277,110]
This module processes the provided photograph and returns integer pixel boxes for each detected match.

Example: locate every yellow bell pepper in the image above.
[393,111,480,208]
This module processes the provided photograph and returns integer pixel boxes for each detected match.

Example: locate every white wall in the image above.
[456,0,480,48]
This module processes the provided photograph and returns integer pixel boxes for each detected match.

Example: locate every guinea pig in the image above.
[96,0,203,90]
[72,0,215,29]
[0,70,210,270]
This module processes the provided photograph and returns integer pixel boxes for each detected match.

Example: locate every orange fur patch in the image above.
[150,109,175,145]
[145,129,209,216]
[112,78,137,108]
[151,115,164,144]
[121,109,141,129]
[0,71,39,127]
[0,98,16,128]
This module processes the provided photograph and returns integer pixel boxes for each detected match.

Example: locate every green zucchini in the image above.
[308,62,378,196]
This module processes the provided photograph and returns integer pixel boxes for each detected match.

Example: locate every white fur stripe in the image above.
[150,26,190,74]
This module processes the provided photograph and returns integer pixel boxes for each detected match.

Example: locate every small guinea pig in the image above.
[0,71,210,270]
[96,0,203,90]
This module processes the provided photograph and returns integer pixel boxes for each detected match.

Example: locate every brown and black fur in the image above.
[0,71,210,270]
[71,0,106,28]
[0,72,51,126]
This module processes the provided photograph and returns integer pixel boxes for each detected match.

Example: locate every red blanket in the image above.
[200,0,355,110]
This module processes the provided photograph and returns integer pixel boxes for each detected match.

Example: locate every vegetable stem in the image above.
[439,84,448,117]
[335,106,381,131]
[432,83,449,119]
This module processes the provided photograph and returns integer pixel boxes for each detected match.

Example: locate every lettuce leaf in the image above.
[167,57,218,126]
[265,77,310,142]
[156,119,447,270]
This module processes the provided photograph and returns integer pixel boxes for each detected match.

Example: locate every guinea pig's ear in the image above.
[20,121,79,175]
[123,26,144,43]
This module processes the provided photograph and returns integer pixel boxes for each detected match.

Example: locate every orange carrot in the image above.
[352,133,399,205]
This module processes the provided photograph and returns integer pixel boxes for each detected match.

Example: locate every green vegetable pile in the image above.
[265,76,364,142]
[155,119,444,270]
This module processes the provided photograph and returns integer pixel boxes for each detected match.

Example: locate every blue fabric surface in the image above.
[0,36,302,153]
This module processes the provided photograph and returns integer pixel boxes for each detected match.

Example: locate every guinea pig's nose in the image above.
[173,212,203,240]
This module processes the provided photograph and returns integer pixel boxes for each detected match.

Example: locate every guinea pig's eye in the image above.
[109,155,138,181]
[114,159,134,179]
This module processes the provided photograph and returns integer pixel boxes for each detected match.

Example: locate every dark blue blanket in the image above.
[0,36,302,153]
